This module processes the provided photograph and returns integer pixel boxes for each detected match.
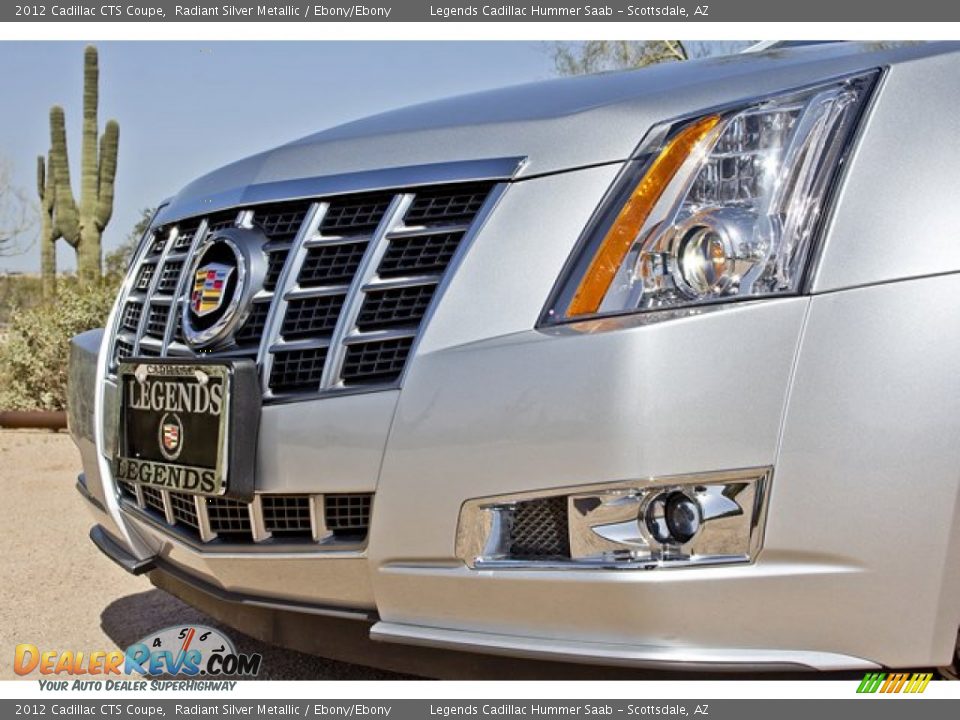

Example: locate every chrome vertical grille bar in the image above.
[161,218,208,354]
[258,202,326,396]
[195,496,217,543]
[310,495,331,543]
[160,489,175,526]
[249,495,272,543]
[132,226,178,357]
[320,194,414,389]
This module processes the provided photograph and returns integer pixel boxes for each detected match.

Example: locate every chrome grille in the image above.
[108,179,497,402]
[298,242,368,286]
[281,295,346,339]
[118,489,370,546]
[269,347,328,394]
[134,263,155,291]
[320,194,393,235]
[509,496,570,559]
[144,303,170,338]
[120,303,142,333]
[356,285,436,331]
[378,231,462,277]
[341,337,414,383]
[233,301,270,346]
[156,261,184,293]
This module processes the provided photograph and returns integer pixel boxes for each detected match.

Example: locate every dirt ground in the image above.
[0,429,411,680]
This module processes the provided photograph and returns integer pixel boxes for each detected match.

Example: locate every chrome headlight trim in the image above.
[541,70,881,327]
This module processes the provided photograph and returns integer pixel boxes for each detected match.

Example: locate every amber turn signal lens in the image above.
[566,114,721,317]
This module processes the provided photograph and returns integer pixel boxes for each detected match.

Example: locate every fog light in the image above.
[644,491,701,545]
[457,468,771,569]
[665,492,701,543]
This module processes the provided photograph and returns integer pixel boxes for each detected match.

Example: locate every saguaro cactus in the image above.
[37,153,60,300]
[48,45,119,285]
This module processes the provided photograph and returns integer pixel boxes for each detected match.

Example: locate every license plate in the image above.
[115,360,259,499]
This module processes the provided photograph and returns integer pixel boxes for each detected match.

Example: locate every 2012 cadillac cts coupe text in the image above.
[68,41,960,676]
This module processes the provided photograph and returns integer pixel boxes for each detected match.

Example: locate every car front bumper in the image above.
[71,162,960,673]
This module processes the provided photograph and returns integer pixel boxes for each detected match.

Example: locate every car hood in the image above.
[158,41,956,223]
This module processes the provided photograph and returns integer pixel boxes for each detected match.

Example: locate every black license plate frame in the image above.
[114,358,260,500]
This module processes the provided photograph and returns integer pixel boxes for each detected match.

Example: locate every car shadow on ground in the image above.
[100,589,417,680]
[99,589,878,682]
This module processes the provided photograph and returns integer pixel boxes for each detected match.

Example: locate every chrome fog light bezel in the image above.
[456,467,771,570]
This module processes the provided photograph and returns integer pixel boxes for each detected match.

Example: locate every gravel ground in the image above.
[0,429,413,681]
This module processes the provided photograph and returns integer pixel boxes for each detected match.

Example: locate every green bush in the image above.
[0,282,117,411]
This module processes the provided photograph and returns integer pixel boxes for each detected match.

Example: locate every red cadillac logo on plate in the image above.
[158,412,184,461]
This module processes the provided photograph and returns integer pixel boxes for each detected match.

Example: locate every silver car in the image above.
[69,40,960,677]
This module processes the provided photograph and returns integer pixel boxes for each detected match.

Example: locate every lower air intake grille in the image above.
[207,497,252,535]
[509,496,570,559]
[325,494,372,536]
[120,490,371,546]
[262,495,313,536]
[141,486,165,514]
[169,492,199,529]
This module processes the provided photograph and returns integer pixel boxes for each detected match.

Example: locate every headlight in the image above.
[545,71,879,323]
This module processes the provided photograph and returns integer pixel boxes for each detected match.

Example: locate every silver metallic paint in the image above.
[69,41,960,670]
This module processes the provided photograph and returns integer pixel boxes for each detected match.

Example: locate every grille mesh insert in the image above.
[298,242,368,286]
[156,261,184,293]
[269,348,328,393]
[141,486,165,514]
[264,249,290,292]
[325,494,372,535]
[262,495,312,536]
[173,222,201,251]
[169,492,199,529]
[282,295,345,339]
[254,204,311,243]
[121,303,142,333]
[134,263,156,291]
[405,185,490,226]
[233,302,270,346]
[509,496,570,559]
[357,285,436,331]
[207,497,251,534]
[115,338,134,363]
[144,304,170,338]
[378,232,463,278]
[321,195,392,236]
[342,337,414,384]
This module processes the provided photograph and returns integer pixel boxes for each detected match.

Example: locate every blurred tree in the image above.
[1,158,35,257]
[551,41,756,75]
[104,207,154,281]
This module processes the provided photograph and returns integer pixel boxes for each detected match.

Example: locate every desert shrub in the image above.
[0,275,46,325]
[0,282,117,411]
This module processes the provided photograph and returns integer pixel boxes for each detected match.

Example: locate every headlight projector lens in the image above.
[677,225,734,296]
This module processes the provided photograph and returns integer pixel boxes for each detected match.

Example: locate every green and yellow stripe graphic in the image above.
[857,672,933,694]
